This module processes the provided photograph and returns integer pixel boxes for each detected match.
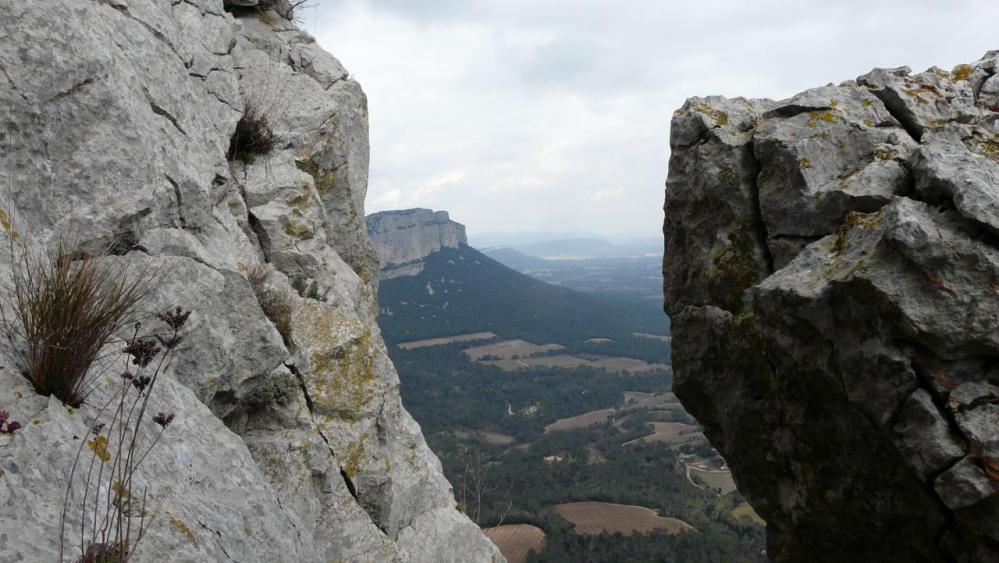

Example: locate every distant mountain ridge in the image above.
[366,208,467,278]
[490,237,660,260]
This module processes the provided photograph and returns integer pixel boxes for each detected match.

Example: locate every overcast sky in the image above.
[301,1,999,237]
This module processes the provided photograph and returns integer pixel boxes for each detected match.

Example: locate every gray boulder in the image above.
[665,52,999,562]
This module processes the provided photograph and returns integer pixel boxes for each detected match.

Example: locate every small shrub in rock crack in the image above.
[257,0,313,22]
[227,105,276,164]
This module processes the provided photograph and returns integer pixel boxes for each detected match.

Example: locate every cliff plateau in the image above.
[0,1,501,561]
[367,209,468,279]
[665,52,999,562]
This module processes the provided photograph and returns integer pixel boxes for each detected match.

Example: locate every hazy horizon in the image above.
[303,1,999,238]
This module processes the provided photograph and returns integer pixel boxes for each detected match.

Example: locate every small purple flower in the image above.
[0,410,21,435]
[131,375,152,392]
[123,339,161,368]
[158,306,191,331]
[152,413,175,428]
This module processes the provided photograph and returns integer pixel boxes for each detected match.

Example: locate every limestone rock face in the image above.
[367,209,468,278]
[0,2,501,562]
[664,52,999,562]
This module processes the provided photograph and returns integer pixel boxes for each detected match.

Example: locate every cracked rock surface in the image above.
[665,51,999,562]
[0,1,502,561]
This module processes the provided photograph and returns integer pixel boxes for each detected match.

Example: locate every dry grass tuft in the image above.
[227,106,276,164]
[2,247,153,406]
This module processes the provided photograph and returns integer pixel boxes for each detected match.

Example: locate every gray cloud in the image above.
[303,0,999,237]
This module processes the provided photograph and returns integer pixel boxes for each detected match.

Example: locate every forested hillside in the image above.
[378,244,669,361]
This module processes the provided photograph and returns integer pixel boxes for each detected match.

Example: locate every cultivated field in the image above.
[731,502,765,526]
[622,391,678,409]
[464,339,564,360]
[397,332,498,349]
[484,524,546,563]
[545,409,615,433]
[554,502,692,535]
[590,357,667,373]
[480,354,667,374]
[454,430,516,446]
[633,332,671,342]
[689,466,738,494]
[623,422,697,445]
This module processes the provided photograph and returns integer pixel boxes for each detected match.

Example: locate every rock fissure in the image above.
[148,99,188,136]
[101,1,192,68]
[197,520,234,561]
[44,77,97,105]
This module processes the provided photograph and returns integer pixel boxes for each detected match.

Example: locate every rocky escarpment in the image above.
[367,209,467,278]
[664,52,999,562]
[0,1,501,561]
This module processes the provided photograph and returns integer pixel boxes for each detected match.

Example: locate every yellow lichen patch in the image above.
[863,118,874,128]
[833,209,884,255]
[904,89,930,105]
[295,159,320,177]
[284,218,314,240]
[806,111,837,127]
[287,190,313,213]
[862,99,875,108]
[695,103,729,127]
[799,157,812,169]
[314,171,337,195]
[874,147,893,161]
[88,435,111,463]
[294,301,376,418]
[967,136,999,162]
[342,434,369,478]
[706,229,765,303]
[309,333,375,419]
[357,266,377,284]
[952,64,974,81]
[295,159,337,195]
[0,208,19,240]
[169,515,199,548]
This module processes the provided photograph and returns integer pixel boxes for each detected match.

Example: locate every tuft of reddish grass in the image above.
[227,106,276,163]
[2,247,153,406]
